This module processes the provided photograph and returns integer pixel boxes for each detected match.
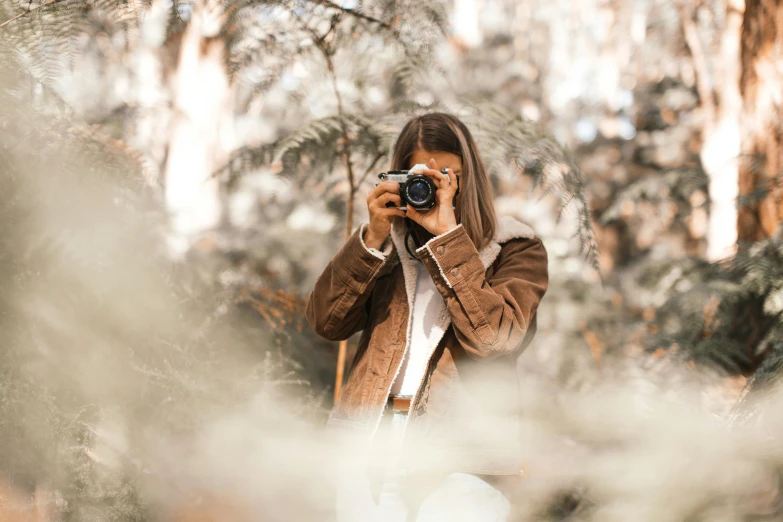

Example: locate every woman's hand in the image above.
[365,180,407,249]
[405,158,459,236]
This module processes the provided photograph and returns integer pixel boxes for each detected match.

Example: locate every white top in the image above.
[390,261,444,397]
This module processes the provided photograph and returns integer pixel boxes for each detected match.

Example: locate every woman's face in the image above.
[408,149,463,206]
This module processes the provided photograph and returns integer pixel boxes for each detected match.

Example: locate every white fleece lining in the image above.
[382,215,538,428]
[370,220,419,438]
[359,223,393,260]
[388,221,446,432]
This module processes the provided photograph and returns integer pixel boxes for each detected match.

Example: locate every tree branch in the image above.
[357,151,385,187]
[326,61,356,237]
[308,0,394,31]
[678,1,717,127]
[0,0,63,29]
[305,20,363,406]
[305,23,357,236]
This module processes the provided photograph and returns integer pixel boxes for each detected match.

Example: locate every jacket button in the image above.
[436,246,445,255]
[451,267,460,276]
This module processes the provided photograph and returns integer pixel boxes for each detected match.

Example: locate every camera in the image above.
[377,164,459,210]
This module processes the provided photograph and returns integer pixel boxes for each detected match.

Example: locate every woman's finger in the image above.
[446,168,458,194]
[375,193,402,208]
[405,205,423,225]
[378,207,407,219]
[367,181,400,203]
[429,158,455,191]
[366,185,384,204]
[417,168,448,190]
[429,168,457,200]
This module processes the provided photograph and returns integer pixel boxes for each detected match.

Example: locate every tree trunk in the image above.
[452,0,484,48]
[738,0,783,243]
[680,0,745,260]
[163,2,234,256]
[703,0,744,260]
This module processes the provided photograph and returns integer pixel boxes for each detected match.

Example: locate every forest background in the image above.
[1,0,783,520]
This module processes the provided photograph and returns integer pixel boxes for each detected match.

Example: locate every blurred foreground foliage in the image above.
[2,0,783,520]
[0,60,329,520]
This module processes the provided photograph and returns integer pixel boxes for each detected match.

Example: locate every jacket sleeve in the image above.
[416,225,548,359]
[305,224,393,341]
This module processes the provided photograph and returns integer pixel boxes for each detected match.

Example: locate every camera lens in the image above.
[406,178,433,206]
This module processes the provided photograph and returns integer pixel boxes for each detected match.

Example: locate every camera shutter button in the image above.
[436,246,446,255]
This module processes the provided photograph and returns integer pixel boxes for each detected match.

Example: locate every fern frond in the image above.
[471,106,600,273]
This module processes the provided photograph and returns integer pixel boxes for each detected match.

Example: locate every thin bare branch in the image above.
[357,151,386,187]
[305,18,364,405]
[306,23,357,236]
[0,0,63,29]
[308,0,394,31]
[678,1,716,126]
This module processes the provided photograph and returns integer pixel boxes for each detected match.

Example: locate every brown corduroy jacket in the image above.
[306,216,548,476]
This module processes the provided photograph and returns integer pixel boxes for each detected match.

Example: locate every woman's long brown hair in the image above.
[390,113,497,250]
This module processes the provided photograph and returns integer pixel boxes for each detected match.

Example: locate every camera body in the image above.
[377,165,459,210]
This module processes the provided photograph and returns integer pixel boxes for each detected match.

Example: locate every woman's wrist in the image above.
[364,228,387,250]
[436,223,458,236]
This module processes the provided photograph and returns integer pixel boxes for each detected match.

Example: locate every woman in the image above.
[306,113,549,521]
